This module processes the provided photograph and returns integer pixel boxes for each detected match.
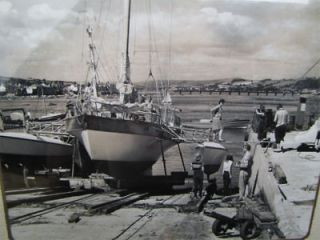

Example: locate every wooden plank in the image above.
[7,190,88,208]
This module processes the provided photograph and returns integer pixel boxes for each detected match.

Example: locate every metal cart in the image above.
[204,198,281,239]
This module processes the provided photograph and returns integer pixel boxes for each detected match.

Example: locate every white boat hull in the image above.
[0,132,72,171]
[201,142,227,176]
[81,130,173,162]
[66,115,179,179]
[79,130,175,178]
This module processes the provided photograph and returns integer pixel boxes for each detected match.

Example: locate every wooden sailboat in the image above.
[65,0,182,180]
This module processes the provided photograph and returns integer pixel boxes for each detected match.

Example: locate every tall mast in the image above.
[87,26,98,97]
[118,0,133,104]
[122,0,132,84]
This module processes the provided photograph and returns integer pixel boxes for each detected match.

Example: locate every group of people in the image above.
[191,143,253,200]
[191,99,290,200]
[255,103,289,148]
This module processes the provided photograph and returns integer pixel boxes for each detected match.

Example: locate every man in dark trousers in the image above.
[222,154,234,195]
[237,144,253,200]
[191,152,204,198]
[274,104,289,149]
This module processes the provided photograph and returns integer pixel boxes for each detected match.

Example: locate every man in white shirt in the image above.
[274,104,289,147]
[222,154,233,195]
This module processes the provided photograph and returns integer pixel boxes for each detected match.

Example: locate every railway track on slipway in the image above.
[111,194,177,240]
[9,189,149,225]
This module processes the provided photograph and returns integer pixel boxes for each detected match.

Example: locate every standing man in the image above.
[255,104,266,141]
[210,99,225,142]
[274,104,289,148]
[191,152,204,198]
[222,154,234,195]
[238,144,253,200]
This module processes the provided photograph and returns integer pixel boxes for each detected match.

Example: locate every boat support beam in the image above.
[160,141,167,176]
[0,159,13,239]
[177,143,187,172]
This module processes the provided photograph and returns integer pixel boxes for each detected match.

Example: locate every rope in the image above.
[300,57,320,79]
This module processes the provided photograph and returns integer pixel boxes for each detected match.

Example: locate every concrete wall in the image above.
[247,142,305,238]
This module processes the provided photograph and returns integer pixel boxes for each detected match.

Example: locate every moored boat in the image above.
[0,108,72,174]
[198,141,227,178]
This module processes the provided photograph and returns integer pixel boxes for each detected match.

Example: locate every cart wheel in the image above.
[212,219,229,236]
[240,221,258,239]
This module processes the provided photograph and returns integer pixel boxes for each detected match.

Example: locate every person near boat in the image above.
[222,154,234,195]
[236,144,253,200]
[191,152,204,198]
[210,99,225,142]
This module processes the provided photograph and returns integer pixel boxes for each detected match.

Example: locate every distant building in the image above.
[0,83,6,96]
[231,80,253,86]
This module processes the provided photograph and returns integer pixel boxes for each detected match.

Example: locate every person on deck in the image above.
[222,154,234,195]
[237,144,253,200]
[274,104,289,148]
[210,99,225,142]
[191,152,204,198]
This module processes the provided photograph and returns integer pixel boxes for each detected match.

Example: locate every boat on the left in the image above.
[0,108,73,176]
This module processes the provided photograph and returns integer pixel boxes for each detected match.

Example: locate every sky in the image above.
[0,0,319,83]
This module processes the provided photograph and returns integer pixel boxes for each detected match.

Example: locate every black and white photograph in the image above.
[0,0,319,239]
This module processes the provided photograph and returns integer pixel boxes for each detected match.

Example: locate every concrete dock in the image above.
[247,123,320,239]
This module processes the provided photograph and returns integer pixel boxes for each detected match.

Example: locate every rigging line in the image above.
[300,57,320,79]
[81,0,88,61]
[96,69,106,83]
[149,1,162,104]
[147,0,164,101]
[95,52,113,82]
[167,0,174,89]
[90,23,117,83]
[96,54,112,82]
[148,1,166,98]
[95,0,105,30]
[147,0,153,73]
[151,26,165,98]
[132,0,137,57]
[97,0,112,55]
[98,44,118,81]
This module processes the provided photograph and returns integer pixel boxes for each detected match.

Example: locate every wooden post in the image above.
[0,161,13,240]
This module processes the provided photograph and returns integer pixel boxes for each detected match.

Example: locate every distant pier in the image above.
[174,89,298,96]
